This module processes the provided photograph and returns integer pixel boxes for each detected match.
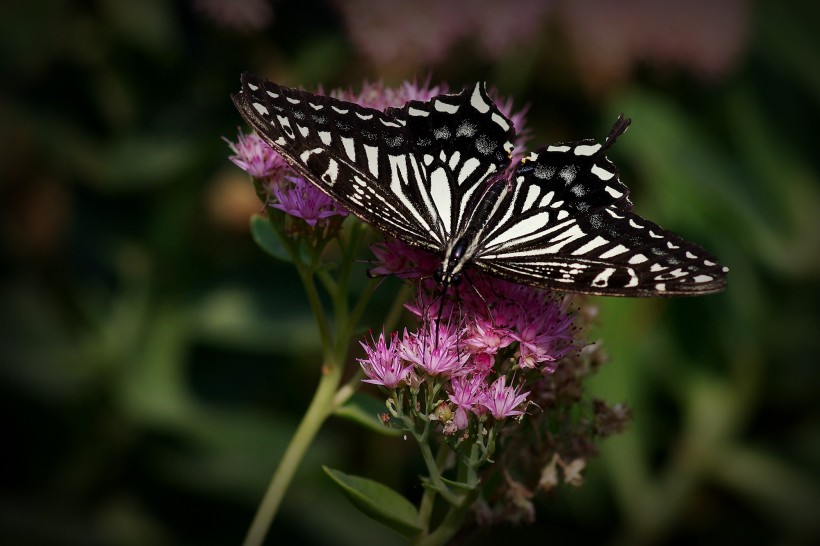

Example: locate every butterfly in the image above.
[232,73,727,297]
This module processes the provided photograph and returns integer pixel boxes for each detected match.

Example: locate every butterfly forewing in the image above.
[386,87,515,239]
[233,73,514,252]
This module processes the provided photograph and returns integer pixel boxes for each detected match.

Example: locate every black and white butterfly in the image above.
[232,73,727,297]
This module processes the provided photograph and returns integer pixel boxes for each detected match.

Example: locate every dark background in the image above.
[2,0,819,544]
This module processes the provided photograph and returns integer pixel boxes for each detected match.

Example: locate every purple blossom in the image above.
[511,296,574,371]
[332,79,448,110]
[226,129,287,179]
[449,374,487,414]
[463,316,514,356]
[400,321,467,377]
[268,177,348,227]
[358,331,413,388]
[481,376,530,420]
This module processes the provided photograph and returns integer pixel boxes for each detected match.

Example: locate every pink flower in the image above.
[481,376,530,420]
[268,177,348,227]
[332,79,448,110]
[400,322,467,377]
[358,331,414,388]
[511,297,574,371]
[225,129,287,179]
[463,316,514,356]
[449,374,487,413]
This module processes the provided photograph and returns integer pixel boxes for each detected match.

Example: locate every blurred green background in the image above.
[2,0,819,544]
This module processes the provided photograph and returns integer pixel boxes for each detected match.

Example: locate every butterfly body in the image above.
[232,73,727,297]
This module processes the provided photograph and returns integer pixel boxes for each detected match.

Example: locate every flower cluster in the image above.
[359,239,577,432]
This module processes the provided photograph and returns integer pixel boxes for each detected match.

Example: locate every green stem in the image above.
[416,434,459,505]
[417,443,452,532]
[242,353,344,546]
[416,490,478,546]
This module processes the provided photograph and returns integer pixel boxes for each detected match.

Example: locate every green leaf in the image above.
[249,214,291,262]
[323,466,421,539]
[334,393,402,436]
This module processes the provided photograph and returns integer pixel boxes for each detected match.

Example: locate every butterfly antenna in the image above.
[463,271,495,326]
[599,114,632,155]
[433,283,449,351]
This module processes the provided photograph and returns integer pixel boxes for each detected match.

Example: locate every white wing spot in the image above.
[434,100,459,114]
[686,251,697,259]
[628,254,647,264]
[600,244,629,258]
[364,144,379,177]
[573,236,609,255]
[356,112,373,120]
[667,241,680,249]
[448,151,461,170]
[592,268,616,287]
[458,157,481,185]
[470,84,491,113]
[656,283,667,292]
[693,275,713,283]
[649,230,664,238]
[556,209,569,220]
[625,268,639,287]
[547,145,570,152]
[266,90,279,98]
[247,83,259,91]
[318,131,331,145]
[629,219,644,229]
[309,102,323,110]
[321,158,339,185]
[299,147,323,163]
[342,136,356,161]
[286,97,300,104]
[523,184,540,210]
[575,144,602,156]
[492,112,510,130]
[409,106,429,117]
[488,211,551,247]
[429,167,452,233]
[297,124,309,137]
[704,259,716,266]
[539,191,555,207]
[592,164,614,180]
[332,106,349,114]
[277,115,295,139]
[252,103,269,116]
[605,186,623,198]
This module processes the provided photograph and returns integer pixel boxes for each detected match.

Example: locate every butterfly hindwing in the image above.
[474,119,727,295]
